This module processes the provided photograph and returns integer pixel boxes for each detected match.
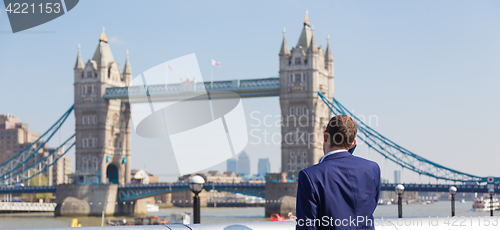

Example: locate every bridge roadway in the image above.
[0,183,498,201]
[103,77,281,102]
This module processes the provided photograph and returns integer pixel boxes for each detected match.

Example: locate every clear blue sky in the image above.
[1,0,499,182]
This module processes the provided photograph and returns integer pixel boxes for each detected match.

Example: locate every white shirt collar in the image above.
[319,149,348,163]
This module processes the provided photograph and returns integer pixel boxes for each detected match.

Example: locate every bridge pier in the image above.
[264,182,297,217]
[54,184,146,216]
[115,198,148,216]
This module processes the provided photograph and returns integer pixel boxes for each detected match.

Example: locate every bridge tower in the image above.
[279,12,334,178]
[73,28,132,185]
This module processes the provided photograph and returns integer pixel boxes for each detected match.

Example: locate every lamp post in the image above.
[395,184,405,218]
[449,186,457,217]
[189,175,205,224]
[488,188,495,217]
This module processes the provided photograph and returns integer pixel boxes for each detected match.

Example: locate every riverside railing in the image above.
[7,218,500,230]
[0,202,56,212]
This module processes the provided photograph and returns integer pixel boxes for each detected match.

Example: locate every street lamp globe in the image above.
[189,175,205,194]
[449,186,457,195]
[488,188,495,195]
[395,184,405,195]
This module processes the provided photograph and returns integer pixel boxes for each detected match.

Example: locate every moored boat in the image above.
[146,203,159,212]
[471,197,499,211]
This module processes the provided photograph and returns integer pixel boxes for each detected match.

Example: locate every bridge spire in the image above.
[304,9,309,26]
[92,27,115,68]
[325,34,333,62]
[99,26,108,43]
[122,50,132,83]
[297,10,312,52]
[307,33,317,54]
[74,43,83,70]
[279,27,290,56]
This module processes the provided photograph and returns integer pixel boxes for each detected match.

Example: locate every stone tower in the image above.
[73,28,132,185]
[279,12,334,178]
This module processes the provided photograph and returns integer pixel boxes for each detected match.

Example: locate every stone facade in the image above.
[73,28,132,185]
[279,14,334,179]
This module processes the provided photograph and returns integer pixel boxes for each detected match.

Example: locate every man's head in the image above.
[323,115,358,154]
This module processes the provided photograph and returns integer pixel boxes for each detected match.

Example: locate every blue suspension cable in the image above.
[318,91,493,183]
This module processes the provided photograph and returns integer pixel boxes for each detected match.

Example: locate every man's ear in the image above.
[323,130,329,143]
[349,139,357,150]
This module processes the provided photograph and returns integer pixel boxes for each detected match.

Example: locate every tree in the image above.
[22,173,52,202]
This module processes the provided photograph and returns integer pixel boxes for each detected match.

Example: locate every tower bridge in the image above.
[0,13,498,216]
[2,182,498,200]
[70,13,334,187]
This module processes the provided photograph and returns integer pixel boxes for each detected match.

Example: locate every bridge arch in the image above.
[106,164,119,184]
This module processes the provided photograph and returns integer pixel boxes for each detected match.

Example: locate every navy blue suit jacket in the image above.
[296,151,380,230]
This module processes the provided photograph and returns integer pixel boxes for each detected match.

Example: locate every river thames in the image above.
[0,201,497,228]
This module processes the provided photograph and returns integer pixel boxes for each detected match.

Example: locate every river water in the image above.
[0,201,496,228]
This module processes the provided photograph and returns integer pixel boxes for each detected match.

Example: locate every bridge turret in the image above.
[306,34,324,71]
[73,44,85,89]
[306,34,317,54]
[325,35,334,78]
[296,10,312,52]
[122,50,132,86]
[74,28,132,186]
[92,27,116,82]
[74,44,84,76]
[279,11,333,179]
[279,28,291,68]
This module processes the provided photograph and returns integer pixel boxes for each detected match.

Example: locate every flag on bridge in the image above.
[211,59,221,66]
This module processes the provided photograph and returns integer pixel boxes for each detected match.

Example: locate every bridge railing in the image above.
[118,182,265,189]
[117,182,266,201]
[381,183,500,193]
[3,182,498,195]
[0,185,57,194]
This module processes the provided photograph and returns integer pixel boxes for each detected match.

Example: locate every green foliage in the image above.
[21,173,52,201]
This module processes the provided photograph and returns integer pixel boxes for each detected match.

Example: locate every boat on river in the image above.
[471,197,499,211]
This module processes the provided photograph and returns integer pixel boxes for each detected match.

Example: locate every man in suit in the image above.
[296,115,380,229]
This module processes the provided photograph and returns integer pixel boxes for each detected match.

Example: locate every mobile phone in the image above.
[348,144,357,154]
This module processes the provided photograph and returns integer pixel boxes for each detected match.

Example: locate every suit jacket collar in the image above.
[321,150,352,162]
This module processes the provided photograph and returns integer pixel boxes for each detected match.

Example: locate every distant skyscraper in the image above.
[394,170,401,184]
[257,158,271,175]
[226,158,237,173]
[237,152,250,175]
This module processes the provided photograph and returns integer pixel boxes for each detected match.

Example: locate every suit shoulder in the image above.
[352,155,380,168]
[300,163,324,176]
